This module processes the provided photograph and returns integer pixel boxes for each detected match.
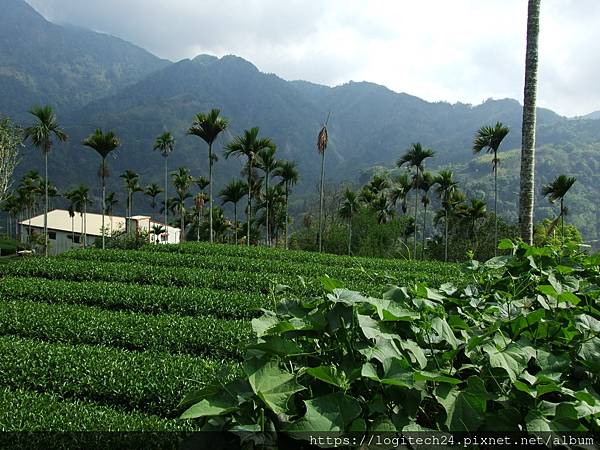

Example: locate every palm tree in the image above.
[104,192,118,235]
[68,185,91,248]
[434,170,459,262]
[194,176,210,241]
[542,175,576,239]
[339,188,360,255]
[256,145,279,246]
[224,127,275,246]
[154,132,175,236]
[188,109,229,244]
[151,224,166,244]
[397,143,435,259]
[23,105,68,256]
[220,179,247,244]
[419,171,435,259]
[120,170,142,234]
[64,189,77,243]
[465,198,487,250]
[473,122,509,254]
[274,160,299,249]
[18,171,42,242]
[145,183,163,211]
[316,115,330,253]
[390,172,412,216]
[519,0,542,244]
[372,195,394,225]
[172,167,193,241]
[82,128,120,250]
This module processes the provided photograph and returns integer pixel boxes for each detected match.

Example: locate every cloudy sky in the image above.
[26,0,600,117]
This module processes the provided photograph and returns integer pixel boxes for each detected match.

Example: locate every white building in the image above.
[19,209,180,255]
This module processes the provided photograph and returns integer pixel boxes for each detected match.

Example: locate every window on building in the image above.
[69,235,80,244]
[48,231,57,240]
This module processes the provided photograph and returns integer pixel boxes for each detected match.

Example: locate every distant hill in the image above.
[2,0,599,242]
[0,0,169,120]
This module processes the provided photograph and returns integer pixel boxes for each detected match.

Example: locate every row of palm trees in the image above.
[6,106,303,250]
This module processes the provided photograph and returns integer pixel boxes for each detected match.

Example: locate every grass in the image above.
[0,242,461,430]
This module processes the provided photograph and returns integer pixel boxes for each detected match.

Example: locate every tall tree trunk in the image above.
[234,202,238,244]
[71,216,74,244]
[44,151,48,256]
[83,202,87,248]
[519,0,541,244]
[422,200,427,260]
[561,198,564,243]
[208,142,213,244]
[265,172,270,246]
[181,206,185,242]
[285,185,289,250]
[101,158,106,250]
[445,206,449,262]
[164,156,168,240]
[80,214,84,248]
[247,159,253,247]
[348,216,352,256]
[197,208,201,242]
[494,154,498,256]
[413,168,419,260]
[318,152,325,253]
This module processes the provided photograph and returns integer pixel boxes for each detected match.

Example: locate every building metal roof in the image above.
[18,209,180,237]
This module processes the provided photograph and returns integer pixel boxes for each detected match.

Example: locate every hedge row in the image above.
[0,388,194,432]
[0,277,268,319]
[1,258,289,294]
[141,242,462,274]
[0,300,250,359]
[0,336,241,417]
[60,249,430,287]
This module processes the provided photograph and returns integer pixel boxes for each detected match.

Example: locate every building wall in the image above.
[19,225,89,256]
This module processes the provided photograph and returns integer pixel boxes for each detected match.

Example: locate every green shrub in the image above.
[0,300,250,359]
[0,335,241,417]
[0,277,268,319]
[0,388,194,431]
[180,240,600,443]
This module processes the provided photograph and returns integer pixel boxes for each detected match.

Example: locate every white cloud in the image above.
[26,0,600,116]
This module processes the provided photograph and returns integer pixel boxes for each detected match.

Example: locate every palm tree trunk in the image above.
[44,151,48,256]
[348,216,352,256]
[101,158,106,250]
[561,198,564,243]
[197,208,201,242]
[265,172,270,246]
[208,143,214,244]
[318,151,325,253]
[285,185,289,250]
[518,0,541,245]
[247,160,253,247]
[422,201,427,260]
[164,156,168,239]
[71,216,74,244]
[234,202,238,244]
[181,207,185,242]
[413,168,419,260]
[445,206,449,262]
[80,214,83,247]
[83,201,87,248]
[494,157,498,256]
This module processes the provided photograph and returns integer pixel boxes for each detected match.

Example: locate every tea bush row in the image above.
[0,388,194,431]
[0,300,250,359]
[0,336,241,417]
[0,277,268,319]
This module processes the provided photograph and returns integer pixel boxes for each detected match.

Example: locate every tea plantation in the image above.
[0,243,462,431]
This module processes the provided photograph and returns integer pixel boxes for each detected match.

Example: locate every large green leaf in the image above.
[578,338,600,371]
[431,317,459,349]
[358,337,403,364]
[180,380,252,419]
[245,359,304,414]
[399,339,427,369]
[286,392,362,432]
[483,340,536,382]
[435,376,487,431]
[364,297,419,322]
[357,314,398,341]
[305,366,347,389]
